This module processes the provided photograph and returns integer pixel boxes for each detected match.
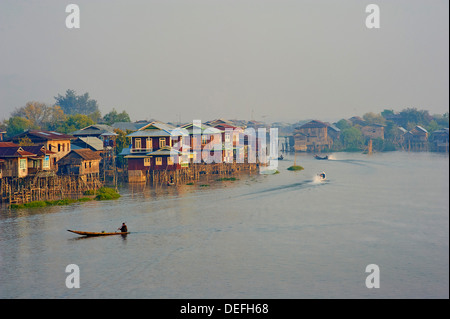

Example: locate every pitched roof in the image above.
[127,121,185,137]
[71,124,115,137]
[72,149,102,160]
[21,145,56,156]
[0,142,19,147]
[59,149,102,163]
[298,120,329,129]
[0,146,37,158]
[112,121,151,132]
[180,122,222,134]
[8,130,74,142]
[71,137,104,151]
[147,146,182,156]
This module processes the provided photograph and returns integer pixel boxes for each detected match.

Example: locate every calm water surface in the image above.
[0,152,448,298]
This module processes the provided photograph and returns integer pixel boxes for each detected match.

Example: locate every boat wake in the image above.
[240,178,327,199]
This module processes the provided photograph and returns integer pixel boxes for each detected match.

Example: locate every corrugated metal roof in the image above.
[72,137,104,151]
[416,126,428,133]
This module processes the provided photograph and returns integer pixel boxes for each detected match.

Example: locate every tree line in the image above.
[332,108,449,152]
[1,89,131,137]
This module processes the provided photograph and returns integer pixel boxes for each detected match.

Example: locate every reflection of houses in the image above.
[293,120,333,152]
[405,126,428,151]
[0,145,36,178]
[7,130,74,167]
[361,124,385,140]
[57,149,102,177]
[430,128,449,152]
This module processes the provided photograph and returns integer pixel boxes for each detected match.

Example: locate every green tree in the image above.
[5,116,36,137]
[103,109,131,125]
[399,108,432,128]
[432,112,449,128]
[340,127,364,150]
[335,119,351,130]
[363,112,386,125]
[54,89,100,117]
[114,128,132,168]
[381,109,394,119]
[55,114,94,134]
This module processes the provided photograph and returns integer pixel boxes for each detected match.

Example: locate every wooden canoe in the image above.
[68,230,129,237]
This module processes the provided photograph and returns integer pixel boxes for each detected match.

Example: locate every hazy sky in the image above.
[0,0,448,123]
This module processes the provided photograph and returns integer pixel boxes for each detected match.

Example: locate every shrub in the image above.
[94,187,121,200]
[287,165,304,171]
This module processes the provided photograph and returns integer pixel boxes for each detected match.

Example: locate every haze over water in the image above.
[0,151,448,298]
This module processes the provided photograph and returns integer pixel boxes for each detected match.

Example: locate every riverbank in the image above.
[9,187,120,209]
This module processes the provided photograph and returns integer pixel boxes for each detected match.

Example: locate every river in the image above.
[0,151,448,299]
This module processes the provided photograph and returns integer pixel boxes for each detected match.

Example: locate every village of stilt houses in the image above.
[0,112,448,207]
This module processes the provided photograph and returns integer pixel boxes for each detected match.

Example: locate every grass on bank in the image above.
[10,187,120,209]
[216,177,239,181]
[287,165,304,171]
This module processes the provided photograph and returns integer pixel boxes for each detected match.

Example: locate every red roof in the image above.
[0,142,19,147]
[0,146,36,158]
[8,130,74,142]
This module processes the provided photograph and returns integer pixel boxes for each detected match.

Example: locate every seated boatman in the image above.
[118,223,128,233]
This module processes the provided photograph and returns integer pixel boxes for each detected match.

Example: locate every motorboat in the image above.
[314,154,328,160]
[317,171,326,180]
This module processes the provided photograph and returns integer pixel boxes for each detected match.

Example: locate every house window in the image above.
[49,144,52,151]
[58,144,61,152]
[135,138,141,149]
[89,162,92,168]
[146,138,152,150]
[201,135,208,145]
[62,144,65,152]
[43,156,50,169]
[159,138,166,148]
[156,157,162,165]
[19,159,27,170]
[144,158,151,166]
[167,157,174,165]
[225,132,231,142]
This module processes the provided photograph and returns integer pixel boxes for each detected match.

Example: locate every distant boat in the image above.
[314,154,328,160]
[67,230,129,237]
[278,154,284,160]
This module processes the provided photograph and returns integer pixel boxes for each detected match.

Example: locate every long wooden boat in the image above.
[67,230,129,237]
